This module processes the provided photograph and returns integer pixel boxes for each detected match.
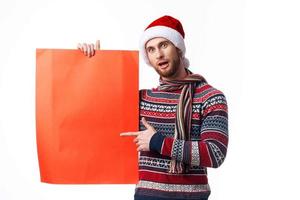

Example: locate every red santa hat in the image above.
[139,15,189,68]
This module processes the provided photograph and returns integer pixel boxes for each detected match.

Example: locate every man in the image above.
[78,15,228,200]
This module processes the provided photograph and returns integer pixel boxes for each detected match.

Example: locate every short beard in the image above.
[155,56,181,79]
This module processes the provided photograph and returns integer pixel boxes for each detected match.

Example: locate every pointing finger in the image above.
[120,132,139,137]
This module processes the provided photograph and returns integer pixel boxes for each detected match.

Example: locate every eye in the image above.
[147,47,155,53]
[162,42,168,48]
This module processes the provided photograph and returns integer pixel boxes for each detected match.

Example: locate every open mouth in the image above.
[158,61,169,69]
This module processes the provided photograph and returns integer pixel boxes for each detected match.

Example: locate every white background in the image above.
[0,0,299,199]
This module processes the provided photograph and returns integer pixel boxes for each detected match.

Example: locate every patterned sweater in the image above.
[134,80,228,200]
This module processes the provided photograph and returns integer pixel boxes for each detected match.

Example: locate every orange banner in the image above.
[36,49,139,184]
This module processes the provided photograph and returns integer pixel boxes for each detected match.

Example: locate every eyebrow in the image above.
[146,40,170,49]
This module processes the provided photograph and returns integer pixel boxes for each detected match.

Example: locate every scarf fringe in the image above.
[169,160,189,174]
[159,69,206,174]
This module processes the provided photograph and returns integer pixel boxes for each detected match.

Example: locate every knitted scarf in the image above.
[158,68,207,173]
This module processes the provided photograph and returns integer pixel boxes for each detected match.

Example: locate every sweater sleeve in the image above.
[149,91,228,168]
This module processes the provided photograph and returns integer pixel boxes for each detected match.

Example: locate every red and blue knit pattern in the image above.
[134,81,228,200]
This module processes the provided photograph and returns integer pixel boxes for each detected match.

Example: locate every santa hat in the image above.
[139,15,189,68]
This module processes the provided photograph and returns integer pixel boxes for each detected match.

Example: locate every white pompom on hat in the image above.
[139,15,189,68]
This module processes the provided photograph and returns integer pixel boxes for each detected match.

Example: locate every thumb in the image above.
[141,117,151,129]
[95,40,100,50]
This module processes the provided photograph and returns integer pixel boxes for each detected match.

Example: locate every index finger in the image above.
[77,43,82,50]
[120,132,139,137]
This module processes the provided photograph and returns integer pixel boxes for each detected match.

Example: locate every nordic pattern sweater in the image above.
[134,80,228,200]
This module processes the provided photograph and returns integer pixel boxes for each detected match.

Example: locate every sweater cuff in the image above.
[149,132,165,153]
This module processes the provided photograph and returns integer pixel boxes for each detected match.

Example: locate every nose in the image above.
[155,49,164,60]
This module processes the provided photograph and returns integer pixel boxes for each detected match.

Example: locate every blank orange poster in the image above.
[36,49,139,184]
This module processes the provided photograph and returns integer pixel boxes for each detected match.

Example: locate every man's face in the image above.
[145,37,181,79]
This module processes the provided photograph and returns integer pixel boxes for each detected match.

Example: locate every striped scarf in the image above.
[158,69,207,173]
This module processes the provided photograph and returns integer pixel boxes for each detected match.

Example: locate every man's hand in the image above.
[77,40,100,57]
[120,117,156,152]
